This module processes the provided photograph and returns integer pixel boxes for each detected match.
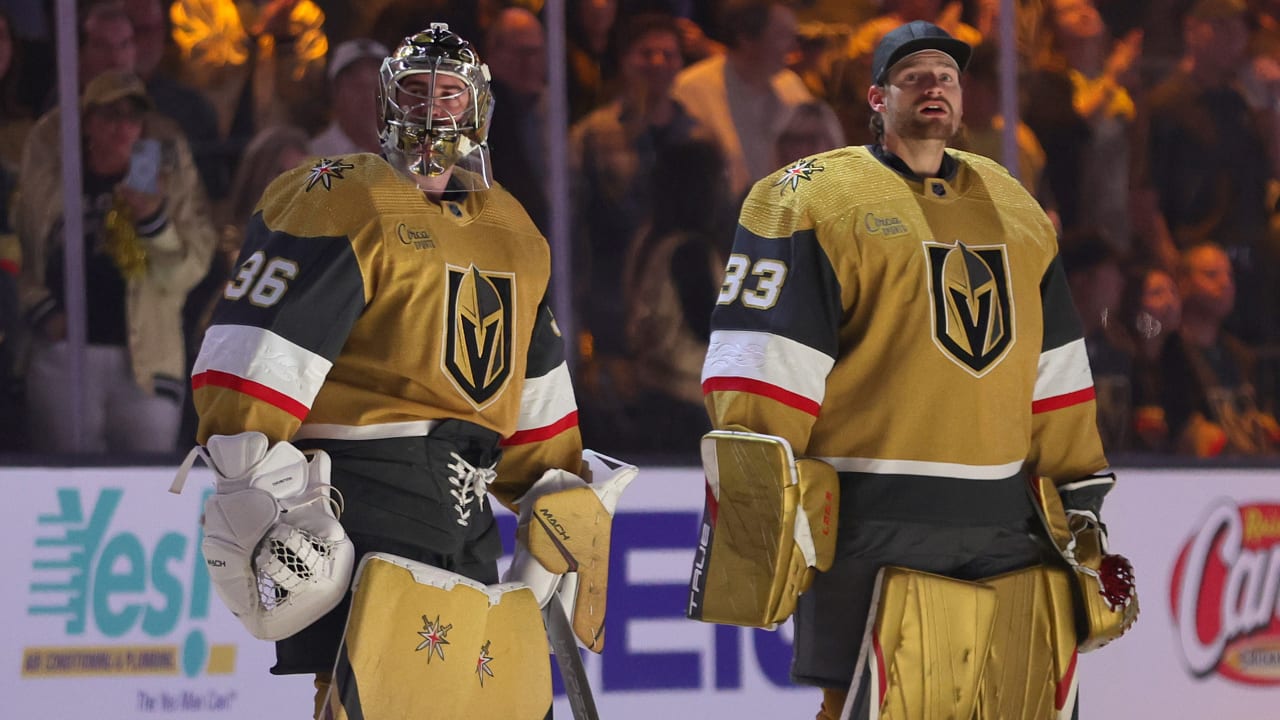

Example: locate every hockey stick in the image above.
[543,593,600,720]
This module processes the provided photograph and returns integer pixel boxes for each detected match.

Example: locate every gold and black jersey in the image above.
[703,146,1107,486]
[193,154,581,507]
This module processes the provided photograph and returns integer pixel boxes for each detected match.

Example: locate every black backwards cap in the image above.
[871,20,972,86]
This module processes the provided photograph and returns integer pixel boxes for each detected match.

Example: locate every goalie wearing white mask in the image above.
[174,23,626,720]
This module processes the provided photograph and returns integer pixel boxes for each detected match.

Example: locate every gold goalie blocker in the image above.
[324,553,551,720]
[686,430,839,628]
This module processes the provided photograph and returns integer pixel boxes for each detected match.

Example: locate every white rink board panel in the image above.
[3,465,1279,718]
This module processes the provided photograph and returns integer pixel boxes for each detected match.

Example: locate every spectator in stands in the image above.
[567,0,619,122]
[0,10,22,449]
[569,12,709,449]
[1120,263,1182,451]
[672,0,843,198]
[773,98,845,167]
[1161,242,1280,456]
[15,2,201,290]
[0,9,32,176]
[123,0,226,199]
[79,0,138,92]
[169,0,328,140]
[622,137,731,454]
[1063,232,1134,452]
[309,38,387,157]
[179,123,310,447]
[484,7,549,232]
[847,1,981,59]
[954,41,1050,201]
[0,255,18,451]
[18,71,216,454]
[0,162,19,451]
[1136,0,1276,345]
[18,2,139,176]
[1026,0,1142,250]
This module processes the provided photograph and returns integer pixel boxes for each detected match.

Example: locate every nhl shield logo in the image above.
[924,241,1015,376]
[444,264,515,407]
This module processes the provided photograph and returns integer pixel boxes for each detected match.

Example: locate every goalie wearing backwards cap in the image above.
[172,22,634,720]
[688,19,1137,720]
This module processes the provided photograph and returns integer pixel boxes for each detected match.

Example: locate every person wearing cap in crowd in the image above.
[309,37,388,157]
[695,19,1133,719]
[16,69,216,454]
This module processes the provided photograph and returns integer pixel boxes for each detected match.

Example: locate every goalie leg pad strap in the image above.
[327,553,551,720]
[686,430,838,628]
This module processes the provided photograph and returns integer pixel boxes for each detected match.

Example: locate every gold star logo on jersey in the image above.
[444,264,515,408]
[305,158,355,191]
[773,158,825,194]
[924,241,1015,376]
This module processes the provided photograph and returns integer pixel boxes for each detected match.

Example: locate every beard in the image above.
[888,104,961,141]
[894,114,960,141]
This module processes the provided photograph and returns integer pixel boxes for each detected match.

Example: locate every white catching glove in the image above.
[502,449,637,652]
[171,432,355,641]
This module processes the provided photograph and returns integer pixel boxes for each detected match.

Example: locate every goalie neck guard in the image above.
[378,23,494,190]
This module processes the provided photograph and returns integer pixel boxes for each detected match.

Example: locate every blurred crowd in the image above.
[0,0,1277,463]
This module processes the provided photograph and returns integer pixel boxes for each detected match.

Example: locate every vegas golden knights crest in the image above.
[444,264,515,407]
[924,242,1014,376]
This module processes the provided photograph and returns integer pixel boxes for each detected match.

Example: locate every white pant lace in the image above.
[446,452,496,526]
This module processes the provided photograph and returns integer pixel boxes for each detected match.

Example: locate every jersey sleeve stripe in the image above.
[502,410,580,446]
[1033,338,1093,400]
[702,329,832,407]
[193,324,332,409]
[192,370,310,420]
[702,376,822,417]
[510,361,578,432]
[1031,386,1096,414]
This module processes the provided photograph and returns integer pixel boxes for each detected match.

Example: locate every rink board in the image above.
[3,465,1279,717]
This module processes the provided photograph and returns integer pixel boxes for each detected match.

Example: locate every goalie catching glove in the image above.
[501,450,638,652]
[1029,473,1138,651]
[171,432,355,641]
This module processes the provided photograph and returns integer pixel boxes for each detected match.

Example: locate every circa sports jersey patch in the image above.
[305,157,355,191]
[924,241,1015,376]
[444,263,515,408]
[773,158,824,194]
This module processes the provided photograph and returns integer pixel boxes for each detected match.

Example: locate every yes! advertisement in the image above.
[4,464,1280,718]
[4,467,312,718]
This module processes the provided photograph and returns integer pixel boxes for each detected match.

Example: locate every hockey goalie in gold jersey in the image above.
[172,23,635,720]
[689,19,1137,720]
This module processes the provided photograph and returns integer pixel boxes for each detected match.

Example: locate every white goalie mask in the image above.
[378,23,494,189]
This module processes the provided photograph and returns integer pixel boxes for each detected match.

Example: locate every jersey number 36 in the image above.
[224,250,299,308]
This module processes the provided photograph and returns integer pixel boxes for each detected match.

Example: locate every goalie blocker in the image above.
[687,430,839,628]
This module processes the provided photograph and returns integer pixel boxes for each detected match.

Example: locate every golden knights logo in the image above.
[444,264,515,407]
[924,241,1014,376]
